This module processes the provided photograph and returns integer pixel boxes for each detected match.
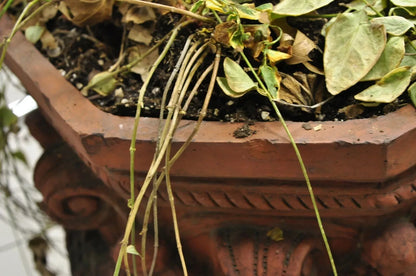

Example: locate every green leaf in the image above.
[235,4,260,20]
[260,64,280,100]
[82,71,117,96]
[391,0,416,7]
[190,0,204,13]
[273,0,334,16]
[126,245,141,256]
[362,36,405,81]
[25,25,45,44]
[0,106,18,127]
[371,16,415,36]
[217,77,247,98]
[257,3,274,11]
[354,66,412,103]
[390,7,416,21]
[345,0,387,16]
[324,11,386,95]
[400,40,416,68]
[205,0,230,13]
[223,57,257,93]
[230,26,250,51]
[11,151,28,166]
[409,82,416,107]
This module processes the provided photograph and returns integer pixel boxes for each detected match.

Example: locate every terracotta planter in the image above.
[2,15,416,275]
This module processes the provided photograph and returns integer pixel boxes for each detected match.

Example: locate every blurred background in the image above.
[0,66,70,275]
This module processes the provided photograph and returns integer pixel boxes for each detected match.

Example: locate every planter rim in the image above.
[2,15,415,144]
[2,15,416,182]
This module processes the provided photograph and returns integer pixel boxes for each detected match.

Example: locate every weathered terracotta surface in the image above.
[3,15,416,275]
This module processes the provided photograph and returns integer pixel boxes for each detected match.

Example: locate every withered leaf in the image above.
[128,45,159,81]
[122,5,156,25]
[213,21,237,47]
[128,24,155,45]
[286,31,317,65]
[60,0,115,26]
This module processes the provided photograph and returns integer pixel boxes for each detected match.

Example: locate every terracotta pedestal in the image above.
[2,15,416,275]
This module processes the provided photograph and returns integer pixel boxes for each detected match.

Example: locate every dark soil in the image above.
[36,1,410,125]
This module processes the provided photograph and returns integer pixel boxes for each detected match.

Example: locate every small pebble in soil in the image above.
[261,111,271,121]
[214,108,219,116]
[115,87,124,98]
[151,87,160,95]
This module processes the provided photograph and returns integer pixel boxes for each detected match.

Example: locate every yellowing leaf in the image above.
[266,49,291,64]
[235,3,260,20]
[354,67,412,103]
[230,27,250,52]
[362,36,405,81]
[223,57,257,93]
[205,0,225,13]
[324,11,386,95]
[217,77,247,98]
[273,0,334,16]
[267,227,284,242]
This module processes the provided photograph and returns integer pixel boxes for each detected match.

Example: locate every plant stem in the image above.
[158,40,201,146]
[301,13,339,18]
[117,0,214,23]
[135,46,218,276]
[362,0,384,17]
[240,51,338,276]
[164,145,188,275]
[148,192,159,276]
[140,40,195,275]
[16,0,55,30]
[0,0,45,68]
[146,38,193,276]
[269,99,337,275]
[114,21,188,276]
[170,61,217,164]
[0,0,14,18]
